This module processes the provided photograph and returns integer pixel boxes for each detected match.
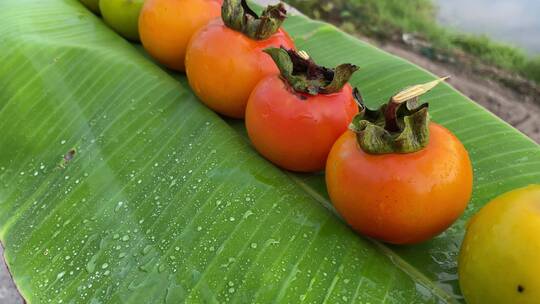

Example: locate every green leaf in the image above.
[0,1,538,304]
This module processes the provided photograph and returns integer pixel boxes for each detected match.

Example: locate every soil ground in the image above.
[0,246,22,304]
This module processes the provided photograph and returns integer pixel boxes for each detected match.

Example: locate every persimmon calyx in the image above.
[264,47,359,95]
[349,77,449,154]
[222,0,287,40]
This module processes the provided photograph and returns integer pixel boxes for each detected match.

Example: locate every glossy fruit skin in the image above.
[326,123,473,244]
[185,20,295,118]
[459,185,540,304]
[246,76,358,172]
[100,0,144,41]
[139,0,222,71]
[80,0,100,14]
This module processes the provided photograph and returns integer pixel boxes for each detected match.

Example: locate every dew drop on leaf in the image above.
[86,258,96,273]
[158,264,166,273]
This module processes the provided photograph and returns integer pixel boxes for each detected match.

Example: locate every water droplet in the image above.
[197,226,202,231]
[158,264,166,273]
[175,247,180,251]
[86,257,96,273]
[243,210,254,219]
[228,287,235,294]
[143,245,152,255]
[56,272,65,279]
[250,243,258,249]
[104,270,110,276]
[122,235,130,241]
[101,263,109,269]
[61,140,66,145]
[229,217,235,222]
[113,234,120,240]
[266,239,280,246]
[115,201,124,212]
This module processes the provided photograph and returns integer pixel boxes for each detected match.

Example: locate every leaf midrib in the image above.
[287,174,459,304]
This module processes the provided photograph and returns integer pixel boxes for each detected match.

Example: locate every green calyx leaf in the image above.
[264,47,359,95]
[221,0,287,40]
[349,78,447,154]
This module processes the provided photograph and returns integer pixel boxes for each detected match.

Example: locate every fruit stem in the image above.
[221,0,287,40]
[384,77,449,132]
[349,77,449,154]
[264,46,359,95]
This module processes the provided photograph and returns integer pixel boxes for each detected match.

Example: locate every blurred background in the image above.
[287,0,540,142]
[438,0,540,55]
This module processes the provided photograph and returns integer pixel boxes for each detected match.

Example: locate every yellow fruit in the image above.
[459,185,540,304]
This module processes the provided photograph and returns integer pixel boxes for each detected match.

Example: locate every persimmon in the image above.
[80,0,100,14]
[185,0,295,118]
[326,78,473,244]
[139,0,223,71]
[245,47,360,172]
[100,0,144,41]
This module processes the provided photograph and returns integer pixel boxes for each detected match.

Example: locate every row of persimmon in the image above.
[87,0,473,245]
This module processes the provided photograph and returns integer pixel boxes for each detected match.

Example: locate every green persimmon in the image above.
[99,0,144,41]
[80,0,100,14]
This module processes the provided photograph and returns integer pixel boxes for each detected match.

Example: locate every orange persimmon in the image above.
[185,0,294,118]
[246,47,360,172]
[139,0,223,71]
[326,78,473,244]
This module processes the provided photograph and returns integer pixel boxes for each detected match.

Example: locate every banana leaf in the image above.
[0,0,538,303]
